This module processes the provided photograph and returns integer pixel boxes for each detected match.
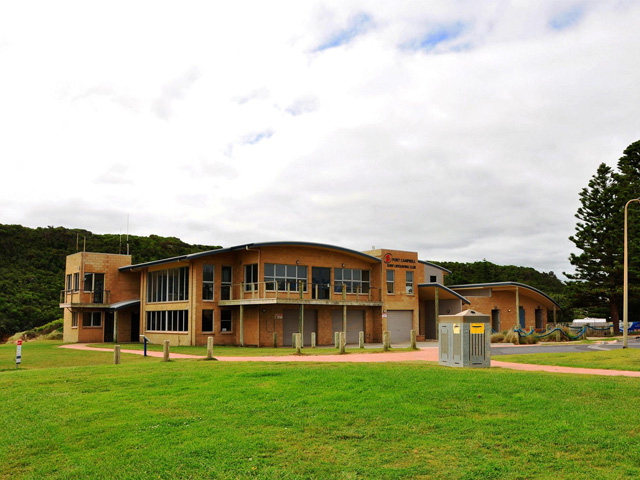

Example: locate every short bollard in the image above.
[335,331,340,349]
[410,329,417,350]
[207,337,214,360]
[273,332,277,348]
[114,345,121,365]
[292,333,297,349]
[339,331,346,354]
[359,331,364,349]
[311,332,316,348]
[163,340,170,362]
[383,331,390,351]
[295,333,302,354]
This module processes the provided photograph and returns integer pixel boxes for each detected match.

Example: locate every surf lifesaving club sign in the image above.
[383,253,417,269]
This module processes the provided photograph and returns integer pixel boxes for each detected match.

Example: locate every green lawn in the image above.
[1,342,639,479]
[502,348,640,371]
[88,342,414,357]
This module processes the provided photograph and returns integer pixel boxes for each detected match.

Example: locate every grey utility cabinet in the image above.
[439,310,491,368]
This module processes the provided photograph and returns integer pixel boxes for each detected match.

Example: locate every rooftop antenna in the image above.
[76,233,79,252]
[119,229,122,255]
[83,236,86,253]
[126,214,130,256]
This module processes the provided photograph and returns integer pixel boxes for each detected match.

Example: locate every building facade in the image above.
[60,242,556,346]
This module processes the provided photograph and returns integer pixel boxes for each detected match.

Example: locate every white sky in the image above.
[1,1,639,278]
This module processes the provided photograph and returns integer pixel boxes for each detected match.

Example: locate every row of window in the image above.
[65,272,104,292]
[71,311,102,328]
[147,267,189,303]
[146,310,189,332]
[144,264,420,304]
[202,309,232,333]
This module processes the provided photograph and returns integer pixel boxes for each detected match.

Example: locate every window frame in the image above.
[82,311,102,328]
[244,264,258,292]
[202,264,215,301]
[145,310,189,332]
[386,270,395,294]
[406,271,414,295]
[220,309,232,333]
[146,267,190,303]
[73,272,80,291]
[221,266,232,300]
[71,311,78,328]
[333,268,370,294]
[202,309,214,333]
[264,263,308,292]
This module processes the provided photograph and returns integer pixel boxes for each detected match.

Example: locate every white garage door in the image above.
[331,310,365,344]
[283,309,317,346]
[387,310,413,343]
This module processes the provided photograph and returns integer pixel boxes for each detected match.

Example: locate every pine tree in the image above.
[567,140,640,329]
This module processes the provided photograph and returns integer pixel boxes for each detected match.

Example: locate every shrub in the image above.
[490,332,505,343]
[504,330,519,344]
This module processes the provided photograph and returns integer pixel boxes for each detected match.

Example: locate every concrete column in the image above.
[299,304,304,349]
[207,336,214,360]
[163,340,170,362]
[239,305,244,347]
[434,287,440,341]
[515,287,520,328]
[342,304,347,334]
[113,311,118,343]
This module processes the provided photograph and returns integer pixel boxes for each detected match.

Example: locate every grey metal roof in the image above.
[109,299,140,311]
[448,282,561,309]
[417,283,470,304]
[119,241,381,272]
[418,260,452,274]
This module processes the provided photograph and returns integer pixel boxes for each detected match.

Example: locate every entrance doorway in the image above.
[104,312,114,342]
[131,312,140,342]
[312,267,331,299]
[491,309,500,332]
[519,307,526,329]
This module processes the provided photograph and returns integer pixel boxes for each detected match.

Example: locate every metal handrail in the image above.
[221,281,381,302]
[59,289,111,304]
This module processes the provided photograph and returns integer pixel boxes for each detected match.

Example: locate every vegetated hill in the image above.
[0,224,219,337]
[437,259,565,293]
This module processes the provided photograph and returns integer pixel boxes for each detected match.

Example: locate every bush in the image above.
[504,330,519,344]
[490,332,505,343]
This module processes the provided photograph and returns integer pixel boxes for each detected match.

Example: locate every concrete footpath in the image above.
[59,344,640,377]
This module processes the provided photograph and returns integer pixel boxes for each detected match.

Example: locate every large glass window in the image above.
[264,264,307,292]
[334,269,370,293]
[221,266,232,300]
[406,271,414,295]
[244,264,258,292]
[73,273,80,291]
[202,310,214,332]
[203,265,214,301]
[82,312,102,327]
[66,274,72,291]
[147,267,189,303]
[386,270,395,294]
[83,273,105,303]
[146,310,188,332]
[72,312,78,328]
[220,309,232,332]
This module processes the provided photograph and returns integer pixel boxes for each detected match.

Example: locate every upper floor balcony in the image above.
[59,289,111,307]
[218,281,383,307]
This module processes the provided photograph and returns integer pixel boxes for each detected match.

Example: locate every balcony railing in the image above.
[220,281,381,303]
[60,290,111,305]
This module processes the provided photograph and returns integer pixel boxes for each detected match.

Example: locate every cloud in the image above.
[1,0,640,280]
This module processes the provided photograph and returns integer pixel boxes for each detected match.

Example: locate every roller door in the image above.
[331,310,365,344]
[387,310,413,343]
[283,309,317,346]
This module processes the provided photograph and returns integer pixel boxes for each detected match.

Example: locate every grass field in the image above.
[1,341,640,479]
[503,348,640,372]
[87,342,414,357]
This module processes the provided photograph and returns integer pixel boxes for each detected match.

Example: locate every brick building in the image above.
[60,242,557,346]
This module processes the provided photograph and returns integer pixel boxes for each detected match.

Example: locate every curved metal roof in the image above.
[417,283,470,304]
[418,260,452,274]
[448,282,561,309]
[120,241,380,271]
